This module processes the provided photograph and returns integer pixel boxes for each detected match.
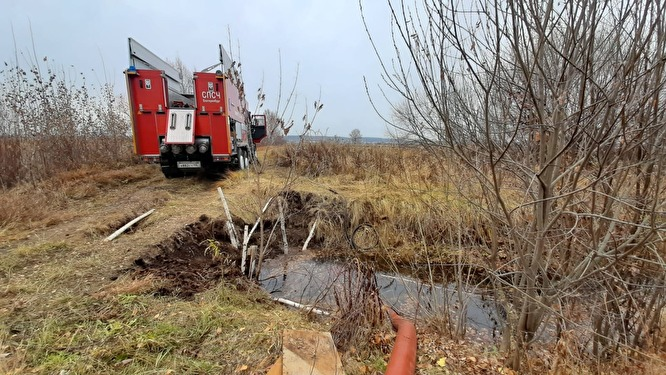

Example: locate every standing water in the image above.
[259,252,504,341]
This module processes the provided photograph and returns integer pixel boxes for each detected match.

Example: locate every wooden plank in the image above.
[282,330,344,375]
[267,356,283,375]
[278,198,289,254]
[103,209,155,242]
[241,225,249,274]
[217,187,239,249]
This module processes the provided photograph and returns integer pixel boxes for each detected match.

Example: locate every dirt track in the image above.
[0,165,236,294]
[0,164,353,374]
[0,164,338,299]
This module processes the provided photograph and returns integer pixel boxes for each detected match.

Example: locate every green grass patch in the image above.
[0,241,71,276]
[2,277,324,374]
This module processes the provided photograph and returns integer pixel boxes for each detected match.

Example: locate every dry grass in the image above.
[269,142,494,269]
[0,165,327,374]
[1,143,665,374]
[0,163,159,233]
[0,56,133,188]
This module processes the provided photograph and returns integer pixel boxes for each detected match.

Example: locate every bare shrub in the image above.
[0,56,132,188]
[364,0,666,369]
[331,259,385,351]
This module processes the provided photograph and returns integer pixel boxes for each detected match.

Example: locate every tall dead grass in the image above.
[0,164,156,231]
[277,142,449,183]
[0,56,133,188]
[276,141,494,259]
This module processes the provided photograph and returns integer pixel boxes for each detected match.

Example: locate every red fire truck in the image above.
[124,38,266,177]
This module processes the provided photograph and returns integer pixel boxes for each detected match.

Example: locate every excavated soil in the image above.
[129,190,348,299]
[131,215,240,298]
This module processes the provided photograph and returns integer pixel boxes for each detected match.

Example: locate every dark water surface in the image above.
[259,253,504,340]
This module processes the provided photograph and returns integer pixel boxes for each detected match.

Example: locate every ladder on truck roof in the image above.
[127,38,235,99]
[128,38,183,97]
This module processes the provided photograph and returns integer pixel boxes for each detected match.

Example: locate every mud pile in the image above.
[130,190,352,298]
[280,190,350,247]
[131,215,240,298]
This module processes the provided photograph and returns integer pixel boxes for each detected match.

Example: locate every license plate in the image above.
[177,161,201,169]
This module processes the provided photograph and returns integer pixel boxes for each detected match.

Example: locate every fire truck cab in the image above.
[124,38,266,177]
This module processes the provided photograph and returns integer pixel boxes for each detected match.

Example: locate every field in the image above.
[1,144,665,374]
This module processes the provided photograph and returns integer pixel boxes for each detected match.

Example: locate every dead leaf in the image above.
[437,357,447,367]
[118,358,133,366]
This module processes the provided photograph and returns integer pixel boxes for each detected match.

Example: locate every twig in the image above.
[255,222,279,279]
[247,197,275,239]
[241,198,275,278]
[103,209,155,242]
[242,197,274,251]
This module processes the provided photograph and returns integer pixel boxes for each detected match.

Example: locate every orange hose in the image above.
[384,308,417,375]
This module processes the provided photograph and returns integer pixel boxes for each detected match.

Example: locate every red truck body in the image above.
[124,38,266,177]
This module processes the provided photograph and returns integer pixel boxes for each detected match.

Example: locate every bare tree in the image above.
[262,108,290,144]
[363,0,666,369]
[349,128,362,144]
[166,56,194,95]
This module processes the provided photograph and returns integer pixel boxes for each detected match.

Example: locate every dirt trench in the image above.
[129,190,349,298]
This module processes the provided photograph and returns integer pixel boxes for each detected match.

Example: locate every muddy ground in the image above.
[3,164,662,374]
[122,189,347,300]
[131,215,237,298]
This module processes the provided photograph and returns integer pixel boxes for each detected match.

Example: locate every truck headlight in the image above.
[198,142,209,153]
[160,143,170,153]
[171,144,182,154]
[185,144,196,154]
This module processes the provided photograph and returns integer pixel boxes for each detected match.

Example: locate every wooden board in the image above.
[282,330,344,375]
[266,356,283,375]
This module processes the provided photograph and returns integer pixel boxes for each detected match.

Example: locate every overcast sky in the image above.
[1,0,401,138]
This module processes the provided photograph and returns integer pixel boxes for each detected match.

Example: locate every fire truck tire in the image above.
[232,150,245,171]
